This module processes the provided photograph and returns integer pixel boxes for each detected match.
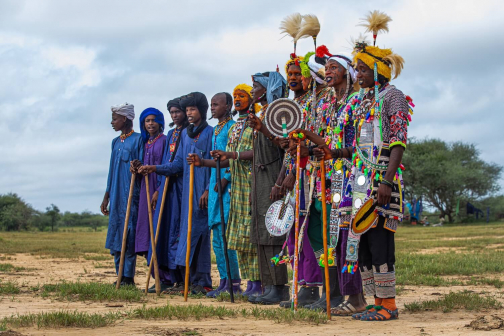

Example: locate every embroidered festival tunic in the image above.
[135,134,167,255]
[148,128,183,270]
[105,132,143,253]
[345,84,409,232]
[208,119,235,228]
[156,125,213,270]
[225,118,254,253]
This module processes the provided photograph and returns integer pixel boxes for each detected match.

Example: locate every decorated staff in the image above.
[288,131,305,311]
[184,162,195,302]
[145,176,169,294]
[144,174,161,295]
[116,173,136,289]
[319,157,331,320]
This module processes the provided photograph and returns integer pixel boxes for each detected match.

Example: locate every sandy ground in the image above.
[1,253,504,336]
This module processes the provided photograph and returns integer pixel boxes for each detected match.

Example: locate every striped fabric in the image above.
[225,124,255,253]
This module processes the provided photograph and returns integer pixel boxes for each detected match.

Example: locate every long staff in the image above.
[216,157,234,303]
[144,174,161,295]
[292,138,301,311]
[184,163,195,301]
[320,160,331,320]
[145,176,170,294]
[116,173,136,289]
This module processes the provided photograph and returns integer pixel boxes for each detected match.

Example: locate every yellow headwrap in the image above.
[353,45,404,80]
[233,84,260,113]
[284,55,304,76]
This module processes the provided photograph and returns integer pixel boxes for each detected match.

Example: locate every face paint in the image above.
[233,90,251,112]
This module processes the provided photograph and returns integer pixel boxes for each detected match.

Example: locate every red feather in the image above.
[316,45,331,58]
[290,52,297,59]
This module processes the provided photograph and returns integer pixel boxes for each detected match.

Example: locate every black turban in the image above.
[180,92,209,121]
[167,97,183,113]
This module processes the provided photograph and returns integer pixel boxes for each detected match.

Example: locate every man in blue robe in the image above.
[101,102,143,286]
[146,97,188,293]
[140,92,213,294]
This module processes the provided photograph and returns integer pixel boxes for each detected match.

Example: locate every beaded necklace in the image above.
[146,132,163,149]
[120,129,134,142]
[228,114,248,150]
[213,115,233,150]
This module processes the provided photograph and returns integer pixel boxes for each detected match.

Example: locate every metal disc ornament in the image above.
[265,200,294,236]
[264,98,303,138]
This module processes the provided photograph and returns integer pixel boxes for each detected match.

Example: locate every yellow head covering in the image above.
[233,84,260,113]
[353,45,404,80]
[284,55,304,76]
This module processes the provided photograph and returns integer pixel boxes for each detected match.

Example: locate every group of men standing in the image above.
[101,10,414,322]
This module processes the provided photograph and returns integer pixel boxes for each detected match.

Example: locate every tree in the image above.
[0,193,37,231]
[402,138,502,222]
[45,204,61,232]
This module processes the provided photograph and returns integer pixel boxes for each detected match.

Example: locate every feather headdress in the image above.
[296,14,321,49]
[358,10,392,46]
[350,33,371,54]
[279,13,303,54]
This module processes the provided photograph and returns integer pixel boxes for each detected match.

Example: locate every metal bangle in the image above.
[274,183,282,189]
[381,179,393,188]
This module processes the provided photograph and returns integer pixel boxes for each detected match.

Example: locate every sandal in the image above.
[331,300,366,316]
[352,305,376,320]
[360,306,399,321]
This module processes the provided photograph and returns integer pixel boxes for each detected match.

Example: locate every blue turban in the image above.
[252,72,287,104]
[139,107,165,143]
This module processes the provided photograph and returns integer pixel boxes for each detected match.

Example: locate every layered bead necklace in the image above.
[213,115,233,150]
[228,114,248,149]
[120,129,134,142]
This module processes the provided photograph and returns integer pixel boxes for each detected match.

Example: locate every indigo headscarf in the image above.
[252,72,287,104]
[180,92,209,139]
[139,107,165,143]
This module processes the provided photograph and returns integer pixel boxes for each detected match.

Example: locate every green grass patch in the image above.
[83,254,110,261]
[41,281,145,302]
[466,277,504,289]
[1,310,120,329]
[0,263,26,272]
[396,250,504,286]
[0,281,21,295]
[215,292,250,303]
[0,231,108,258]
[131,303,327,325]
[404,290,502,313]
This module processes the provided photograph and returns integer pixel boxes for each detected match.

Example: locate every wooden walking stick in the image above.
[216,157,234,303]
[144,174,161,295]
[320,160,331,320]
[116,172,136,289]
[145,176,170,294]
[184,163,195,302]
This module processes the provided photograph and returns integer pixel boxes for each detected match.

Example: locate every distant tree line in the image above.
[0,193,108,232]
[402,138,503,223]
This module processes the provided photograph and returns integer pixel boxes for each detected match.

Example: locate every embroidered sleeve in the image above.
[384,88,409,148]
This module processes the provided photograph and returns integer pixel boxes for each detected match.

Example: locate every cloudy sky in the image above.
[1,0,503,213]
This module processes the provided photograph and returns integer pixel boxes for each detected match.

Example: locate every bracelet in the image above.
[332,149,342,159]
[237,151,240,160]
[274,183,282,189]
[267,134,275,142]
[381,179,394,188]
